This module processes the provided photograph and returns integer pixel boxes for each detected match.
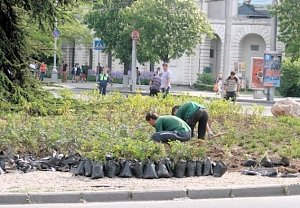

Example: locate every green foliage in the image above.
[271,0,300,58]
[279,58,300,97]
[1,91,300,164]
[0,0,87,104]
[194,73,215,91]
[122,0,214,63]
[84,0,135,67]
[169,140,206,161]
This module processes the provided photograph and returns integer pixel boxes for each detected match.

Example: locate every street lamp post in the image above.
[130,30,140,92]
[51,0,59,82]
[222,0,233,97]
[266,0,278,101]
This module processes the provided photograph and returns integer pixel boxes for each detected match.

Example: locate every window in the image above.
[210,49,214,58]
[251,45,259,51]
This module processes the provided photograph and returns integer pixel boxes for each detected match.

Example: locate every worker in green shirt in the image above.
[145,112,191,143]
[171,101,214,139]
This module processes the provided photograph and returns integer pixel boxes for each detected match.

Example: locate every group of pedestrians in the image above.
[71,63,88,83]
[29,61,47,81]
[149,63,172,97]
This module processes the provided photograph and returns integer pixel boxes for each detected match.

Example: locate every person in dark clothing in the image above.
[145,112,191,143]
[98,67,110,95]
[62,62,68,83]
[149,72,161,96]
[172,101,214,139]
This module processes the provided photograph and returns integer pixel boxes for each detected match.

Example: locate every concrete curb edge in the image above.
[1,184,300,205]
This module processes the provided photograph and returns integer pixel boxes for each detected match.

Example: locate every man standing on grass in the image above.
[145,112,191,143]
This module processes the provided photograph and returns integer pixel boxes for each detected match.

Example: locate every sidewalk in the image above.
[45,78,300,104]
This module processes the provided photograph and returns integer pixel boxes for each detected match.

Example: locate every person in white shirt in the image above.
[160,63,171,96]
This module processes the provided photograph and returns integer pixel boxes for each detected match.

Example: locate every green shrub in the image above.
[279,58,300,97]
[194,73,215,91]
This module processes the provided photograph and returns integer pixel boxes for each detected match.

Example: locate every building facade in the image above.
[62,0,283,87]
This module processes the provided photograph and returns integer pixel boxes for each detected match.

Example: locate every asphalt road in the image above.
[2,195,300,208]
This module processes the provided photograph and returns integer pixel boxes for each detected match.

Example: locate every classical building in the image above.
[62,0,283,87]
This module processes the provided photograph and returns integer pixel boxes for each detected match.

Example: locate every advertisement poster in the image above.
[238,0,272,17]
[251,57,264,89]
[263,52,282,87]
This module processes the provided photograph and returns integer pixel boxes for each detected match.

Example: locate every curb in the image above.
[59,87,278,105]
[1,184,300,205]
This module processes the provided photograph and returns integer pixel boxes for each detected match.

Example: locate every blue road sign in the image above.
[52,28,60,38]
[94,39,106,51]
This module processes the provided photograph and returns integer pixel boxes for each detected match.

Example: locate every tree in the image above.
[122,0,214,63]
[279,58,300,97]
[272,0,300,59]
[84,0,136,75]
[0,0,80,103]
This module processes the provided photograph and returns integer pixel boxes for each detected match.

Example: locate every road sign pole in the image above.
[96,50,100,82]
[130,30,140,92]
[131,39,137,92]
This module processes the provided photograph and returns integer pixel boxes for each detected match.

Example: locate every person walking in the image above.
[62,62,68,83]
[215,72,223,95]
[171,101,214,140]
[81,63,88,82]
[75,64,81,83]
[98,67,110,95]
[136,67,141,86]
[160,63,171,96]
[224,71,240,101]
[145,112,191,143]
[39,62,47,81]
[149,71,161,96]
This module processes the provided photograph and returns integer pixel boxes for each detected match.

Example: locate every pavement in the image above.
[44,78,300,105]
[2,78,297,205]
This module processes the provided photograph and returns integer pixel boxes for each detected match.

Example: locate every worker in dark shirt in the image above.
[172,101,214,139]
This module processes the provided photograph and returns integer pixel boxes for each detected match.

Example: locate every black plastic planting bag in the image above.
[74,160,85,176]
[165,158,174,177]
[62,153,81,167]
[186,160,196,177]
[196,160,204,176]
[174,159,187,178]
[156,160,170,178]
[91,162,104,179]
[131,160,143,178]
[203,158,213,176]
[243,159,258,167]
[143,160,158,179]
[105,159,120,178]
[260,156,273,167]
[213,161,227,177]
[119,160,133,178]
[84,159,93,177]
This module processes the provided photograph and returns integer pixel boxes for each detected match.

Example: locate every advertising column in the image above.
[263,51,282,101]
[250,57,264,99]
